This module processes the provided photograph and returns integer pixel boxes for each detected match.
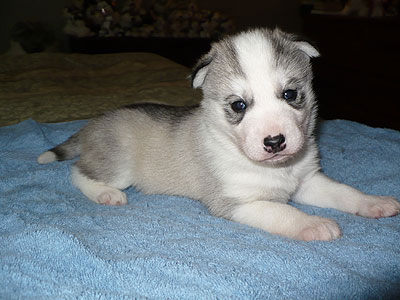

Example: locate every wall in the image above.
[0,0,302,53]
[198,0,302,33]
[0,0,70,53]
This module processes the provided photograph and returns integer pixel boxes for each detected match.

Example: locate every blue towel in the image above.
[1,119,399,299]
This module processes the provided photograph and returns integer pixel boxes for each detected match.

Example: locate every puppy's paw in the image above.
[97,189,127,206]
[295,216,341,242]
[356,196,400,219]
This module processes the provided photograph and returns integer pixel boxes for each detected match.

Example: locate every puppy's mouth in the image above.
[240,137,304,164]
[260,153,293,163]
[259,145,304,163]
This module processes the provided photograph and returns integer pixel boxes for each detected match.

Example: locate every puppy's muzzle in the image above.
[264,134,286,154]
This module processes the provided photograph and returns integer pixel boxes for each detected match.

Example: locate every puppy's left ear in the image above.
[191,50,215,89]
[296,40,320,58]
[274,28,320,59]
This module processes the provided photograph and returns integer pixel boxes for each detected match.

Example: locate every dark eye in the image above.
[282,89,298,102]
[231,100,247,113]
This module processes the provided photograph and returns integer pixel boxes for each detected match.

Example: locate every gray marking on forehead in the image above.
[257,28,317,111]
[267,29,314,81]
[192,35,248,102]
[191,34,247,99]
[217,38,245,77]
[209,37,246,81]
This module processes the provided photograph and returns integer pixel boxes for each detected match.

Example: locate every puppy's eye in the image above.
[231,100,247,113]
[282,89,298,102]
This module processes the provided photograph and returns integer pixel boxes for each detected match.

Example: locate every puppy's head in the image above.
[192,28,319,164]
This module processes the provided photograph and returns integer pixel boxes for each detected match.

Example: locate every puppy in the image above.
[38,28,399,241]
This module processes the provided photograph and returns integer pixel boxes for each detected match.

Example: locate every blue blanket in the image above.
[1,119,400,299]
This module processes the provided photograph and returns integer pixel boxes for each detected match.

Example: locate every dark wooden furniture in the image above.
[69,36,211,68]
[303,15,400,130]
[69,17,400,130]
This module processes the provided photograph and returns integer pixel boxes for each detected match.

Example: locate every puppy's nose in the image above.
[264,134,286,154]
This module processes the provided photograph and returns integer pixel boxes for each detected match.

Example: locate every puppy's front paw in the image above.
[295,216,341,242]
[356,196,400,219]
[97,189,127,206]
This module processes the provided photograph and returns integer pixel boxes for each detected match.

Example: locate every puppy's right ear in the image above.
[191,52,214,89]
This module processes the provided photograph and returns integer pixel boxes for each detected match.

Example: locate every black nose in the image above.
[264,134,286,153]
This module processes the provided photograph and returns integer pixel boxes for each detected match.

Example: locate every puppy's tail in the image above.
[37,132,81,164]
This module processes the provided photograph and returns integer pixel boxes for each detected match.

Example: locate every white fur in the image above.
[231,201,341,241]
[231,33,306,162]
[71,166,127,205]
[197,30,399,240]
[37,151,57,164]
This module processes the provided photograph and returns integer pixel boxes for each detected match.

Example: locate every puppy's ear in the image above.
[272,27,320,58]
[191,51,214,89]
[296,40,320,58]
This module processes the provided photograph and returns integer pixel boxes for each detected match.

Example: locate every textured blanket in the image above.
[1,119,400,299]
[0,53,201,126]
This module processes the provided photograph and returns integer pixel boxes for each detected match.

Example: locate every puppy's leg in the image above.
[231,201,341,241]
[71,166,128,206]
[292,172,400,218]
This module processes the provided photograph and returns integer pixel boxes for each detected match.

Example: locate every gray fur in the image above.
[49,133,80,161]
[268,29,317,114]
[123,103,199,126]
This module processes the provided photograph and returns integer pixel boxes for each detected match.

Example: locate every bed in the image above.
[0,52,201,126]
[1,52,399,299]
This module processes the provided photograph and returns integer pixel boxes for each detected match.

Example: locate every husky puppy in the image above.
[38,28,399,241]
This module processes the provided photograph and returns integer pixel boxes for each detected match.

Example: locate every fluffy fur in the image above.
[38,28,400,241]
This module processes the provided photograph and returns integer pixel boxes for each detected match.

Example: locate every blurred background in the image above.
[0,0,399,130]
